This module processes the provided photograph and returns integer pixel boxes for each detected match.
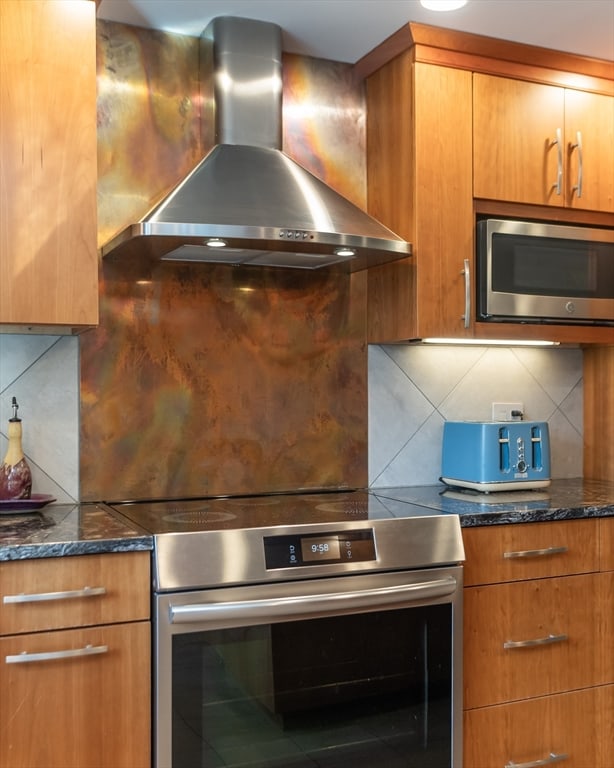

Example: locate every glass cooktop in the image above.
[106,489,441,535]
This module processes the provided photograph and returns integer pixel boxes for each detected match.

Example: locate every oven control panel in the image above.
[264,529,376,569]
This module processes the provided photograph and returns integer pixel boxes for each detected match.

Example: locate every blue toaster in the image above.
[441,420,551,492]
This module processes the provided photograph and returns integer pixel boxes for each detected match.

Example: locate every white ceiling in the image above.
[97,0,614,64]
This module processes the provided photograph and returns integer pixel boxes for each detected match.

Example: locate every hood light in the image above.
[205,238,227,248]
[334,247,357,258]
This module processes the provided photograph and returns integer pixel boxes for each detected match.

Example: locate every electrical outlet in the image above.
[492,402,524,421]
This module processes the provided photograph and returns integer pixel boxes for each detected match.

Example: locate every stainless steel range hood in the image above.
[101,16,411,271]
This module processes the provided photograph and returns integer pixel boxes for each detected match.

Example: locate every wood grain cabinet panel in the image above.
[600,516,614,571]
[0,553,151,768]
[474,73,614,213]
[462,519,599,586]
[0,551,150,635]
[366,59,474,342]
[464,573,604,709]
[0,0,98,331]
[0,622,150,768]
[464,686,607,768]
[463,519,613,767]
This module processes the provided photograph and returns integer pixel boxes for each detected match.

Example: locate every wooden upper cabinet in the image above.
[565,89,614,212]
[367,59,474,342]
[474,73,614,213]
[0,0,98,332]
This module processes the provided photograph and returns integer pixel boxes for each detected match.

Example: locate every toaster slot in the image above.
[499,427,511,472]
[531,425,543,469]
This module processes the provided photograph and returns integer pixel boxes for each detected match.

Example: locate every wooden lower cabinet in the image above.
[0,552,151,768]
[464,685,613,768]
[463,520,613,768]
[0,621,150,768]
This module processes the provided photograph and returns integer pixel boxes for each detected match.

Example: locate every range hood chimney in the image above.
[101,16,412,270]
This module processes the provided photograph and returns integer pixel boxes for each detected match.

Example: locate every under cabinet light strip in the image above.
[421,338,560,347]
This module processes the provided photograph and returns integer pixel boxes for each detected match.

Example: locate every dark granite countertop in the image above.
[1,478,612,561]
[373,477,614,527]
[0,503,153,561]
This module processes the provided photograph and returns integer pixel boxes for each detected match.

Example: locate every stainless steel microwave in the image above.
[477,218,614,326]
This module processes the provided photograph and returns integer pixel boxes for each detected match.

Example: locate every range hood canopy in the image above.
[101,16,411,271]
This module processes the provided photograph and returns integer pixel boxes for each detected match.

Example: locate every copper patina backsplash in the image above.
[80,21,368,501]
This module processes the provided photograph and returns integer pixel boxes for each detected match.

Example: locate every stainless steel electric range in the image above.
[107,489,465,768]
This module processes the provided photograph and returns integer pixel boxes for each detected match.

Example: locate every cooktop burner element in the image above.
[105,489,464,592]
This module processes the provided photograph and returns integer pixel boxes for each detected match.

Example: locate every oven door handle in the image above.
[168,575,458,624]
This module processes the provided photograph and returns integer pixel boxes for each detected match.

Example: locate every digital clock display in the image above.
[300,536,341,562]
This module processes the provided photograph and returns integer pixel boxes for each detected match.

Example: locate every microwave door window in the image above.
[493,237,597,296]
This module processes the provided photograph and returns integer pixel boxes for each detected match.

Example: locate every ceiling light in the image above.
[420,0,468,10]
[421,338,560,346]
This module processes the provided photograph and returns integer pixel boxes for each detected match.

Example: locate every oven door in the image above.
[154,566,463,768]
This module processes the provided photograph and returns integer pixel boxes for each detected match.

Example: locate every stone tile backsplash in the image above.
[368,344,583,487]
[0,335,80,502]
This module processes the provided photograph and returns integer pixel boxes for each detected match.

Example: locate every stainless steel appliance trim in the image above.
[480,218,614,324]
[168,575,458,625]
[154,564,464,768]
[153,515,465,591]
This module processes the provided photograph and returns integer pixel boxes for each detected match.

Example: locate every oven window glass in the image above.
[171,604,452,767]
[491,233,612,298]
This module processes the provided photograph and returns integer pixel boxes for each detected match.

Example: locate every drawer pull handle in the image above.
[504,633,568,650]
[505,751,568,768]
[5,644,108,664]
[3,586,107,604]
[503,546,568,559]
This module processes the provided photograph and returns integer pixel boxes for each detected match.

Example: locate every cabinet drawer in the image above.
[464,685,613,768]
[463,520,599,586]
[0,552,150,635]
[0,621,150,768]
[600,516,614,572]
[464,573,607,709]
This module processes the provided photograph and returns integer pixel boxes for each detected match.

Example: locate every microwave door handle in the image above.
[551,127,563,196]
[571,131,583,198]
[461,259,470,329]
[168,575,459,625]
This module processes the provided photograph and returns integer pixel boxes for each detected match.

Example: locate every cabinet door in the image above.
[464,686,606,768]
[0,0,98,330]
[366,60,473,342]
[0,622,150,768]
[473,74,565,207]
[464,573,605,709]
[0,552,150,635]
[565,89,614,212]
[462,519,599,587]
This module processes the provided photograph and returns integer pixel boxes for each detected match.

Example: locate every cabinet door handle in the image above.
[505,751,568,768]
[5,644,108,664]
[504,633,568,649]
[3,586,107,604]
[570,130,583,198]
[551,128,563,195]
[503,545,568,559]
[461,259,470,328]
